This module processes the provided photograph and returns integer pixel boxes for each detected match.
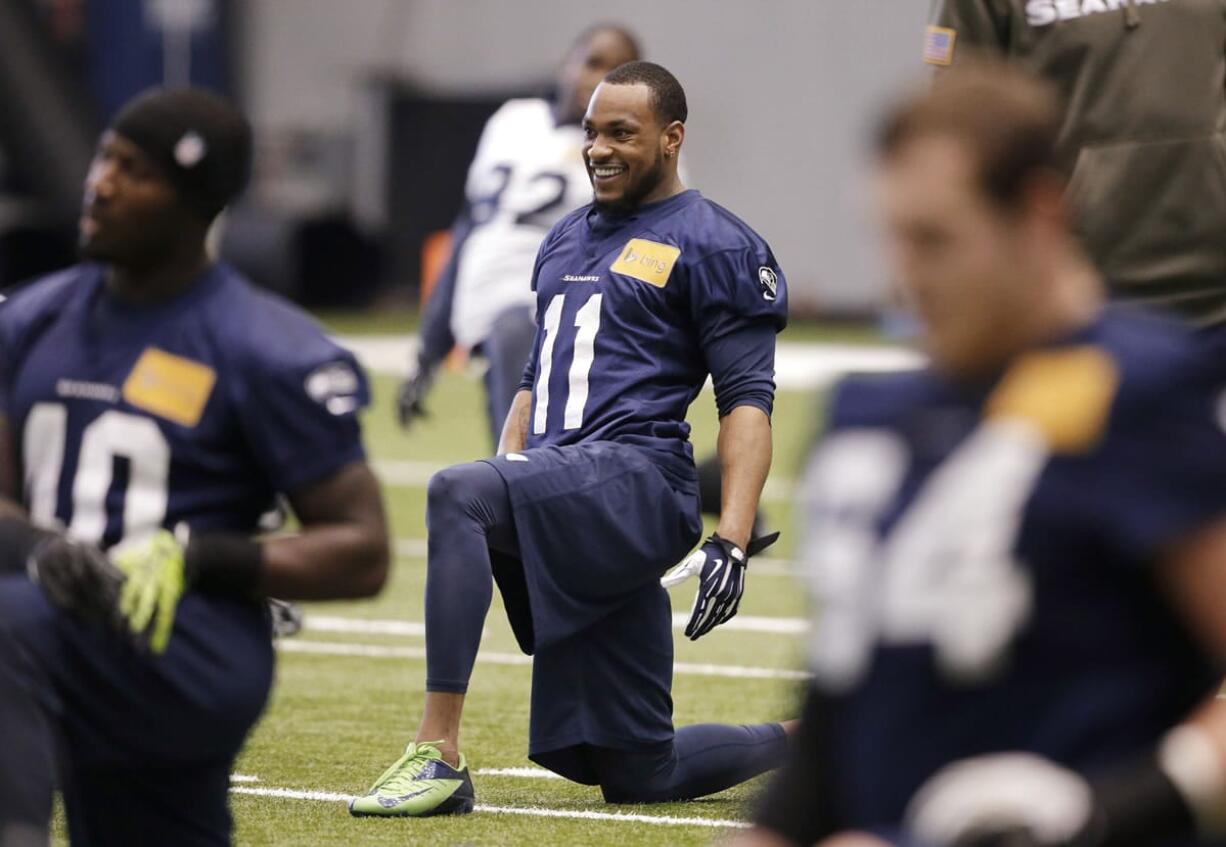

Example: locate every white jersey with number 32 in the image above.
[450,99,592,349]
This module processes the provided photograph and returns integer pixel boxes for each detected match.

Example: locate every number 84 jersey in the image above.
[520,189,788,462]
[0,263,370,549]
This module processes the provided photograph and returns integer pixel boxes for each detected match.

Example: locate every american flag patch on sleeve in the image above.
[923,26,957,66]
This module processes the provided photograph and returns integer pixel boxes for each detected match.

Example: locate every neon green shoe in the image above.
[348,741,475,817]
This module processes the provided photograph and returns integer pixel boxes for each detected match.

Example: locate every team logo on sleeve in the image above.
[923,26,956,66]
[306,361,362,415]
[758,266,779,301]
[610,238,681,288]
[122,347,216,427]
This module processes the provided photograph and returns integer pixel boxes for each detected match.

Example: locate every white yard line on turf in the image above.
[305,616,427,637]
[337,334,921,392]
[229,785,749,829]
[277,640,809,681]
[393,537,800,577]
[394,538,429,558]
[230,774,260,783]
[304,613,805,639]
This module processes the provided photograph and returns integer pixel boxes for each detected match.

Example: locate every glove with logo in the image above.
[396,357,438,429]
[26,534,124,621]
[661,531,780,640]
[111,529,188,655]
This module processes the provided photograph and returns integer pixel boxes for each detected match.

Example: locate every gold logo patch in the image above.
[122,347,217,428]
[985,346,1118,453]
[609,238,680,288]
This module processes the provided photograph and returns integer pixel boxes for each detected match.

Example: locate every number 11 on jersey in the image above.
[533,292,603,434]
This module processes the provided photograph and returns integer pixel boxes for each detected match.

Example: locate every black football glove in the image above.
[396,358,438,429]
[26,535,124,621]
[661,531,780,640]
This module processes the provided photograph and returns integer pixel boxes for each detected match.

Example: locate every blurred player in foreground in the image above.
[350,61,791,817]
[0,88,389,846]
[737,62,1226,847]
[926,0,1226,329]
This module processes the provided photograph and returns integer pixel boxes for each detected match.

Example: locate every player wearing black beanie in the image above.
[109,87,252,222]
[78,87,251,301]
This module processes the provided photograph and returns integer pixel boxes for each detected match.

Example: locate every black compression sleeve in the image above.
[752,685,838,844]
[184,534,264,597]
[705,322,777,419]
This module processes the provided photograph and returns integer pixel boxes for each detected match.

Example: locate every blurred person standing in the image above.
[924,0,1226,328]
[735,62,1226,847]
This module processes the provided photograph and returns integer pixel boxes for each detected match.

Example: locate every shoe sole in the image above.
[348,794,475,818]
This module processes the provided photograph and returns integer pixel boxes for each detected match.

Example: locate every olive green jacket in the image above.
[929,0,1226,326]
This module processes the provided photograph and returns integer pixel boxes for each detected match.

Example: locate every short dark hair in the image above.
[573,23,641,61]
[603,61,688,125]
[877,57,1063,210]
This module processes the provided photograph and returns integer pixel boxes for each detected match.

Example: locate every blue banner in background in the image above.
[87,0,231,121]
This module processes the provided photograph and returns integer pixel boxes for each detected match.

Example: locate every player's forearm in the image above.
[260,522,388,600]
[260,461,389,600]
[715,405,772,550]
[498,389,532,455]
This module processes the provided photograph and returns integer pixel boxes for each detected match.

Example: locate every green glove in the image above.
[111,530,187,654]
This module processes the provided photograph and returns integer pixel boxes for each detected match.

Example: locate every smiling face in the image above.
[582,81,681,213]
[79,131,192,267]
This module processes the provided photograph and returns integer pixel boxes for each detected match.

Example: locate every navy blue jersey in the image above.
[0,263,369,548]
[800,311,1226,832]
[519,190,788,465]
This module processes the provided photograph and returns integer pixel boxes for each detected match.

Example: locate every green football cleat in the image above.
[348,741,475,817]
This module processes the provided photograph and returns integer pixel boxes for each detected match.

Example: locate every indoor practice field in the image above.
[51,315,896,847]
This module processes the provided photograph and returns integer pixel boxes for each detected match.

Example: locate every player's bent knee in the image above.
[598,777,675,805]
[599,784,672,805]
[427,462,503,518]
[426,464,478,512]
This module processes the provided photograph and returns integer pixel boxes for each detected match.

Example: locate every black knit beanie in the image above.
[110,87,253,221]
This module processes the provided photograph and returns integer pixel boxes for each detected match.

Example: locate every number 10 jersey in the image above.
[0,263,370,549]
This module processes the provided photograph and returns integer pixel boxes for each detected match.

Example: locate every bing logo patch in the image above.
[610,239,681,288]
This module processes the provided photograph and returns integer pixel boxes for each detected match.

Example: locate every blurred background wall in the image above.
[1,0,931,316]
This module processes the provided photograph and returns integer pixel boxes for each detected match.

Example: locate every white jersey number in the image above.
[471,164,568,230]
[533,292,603,434]
[803,420,1045,689]
[23,402,170,544]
